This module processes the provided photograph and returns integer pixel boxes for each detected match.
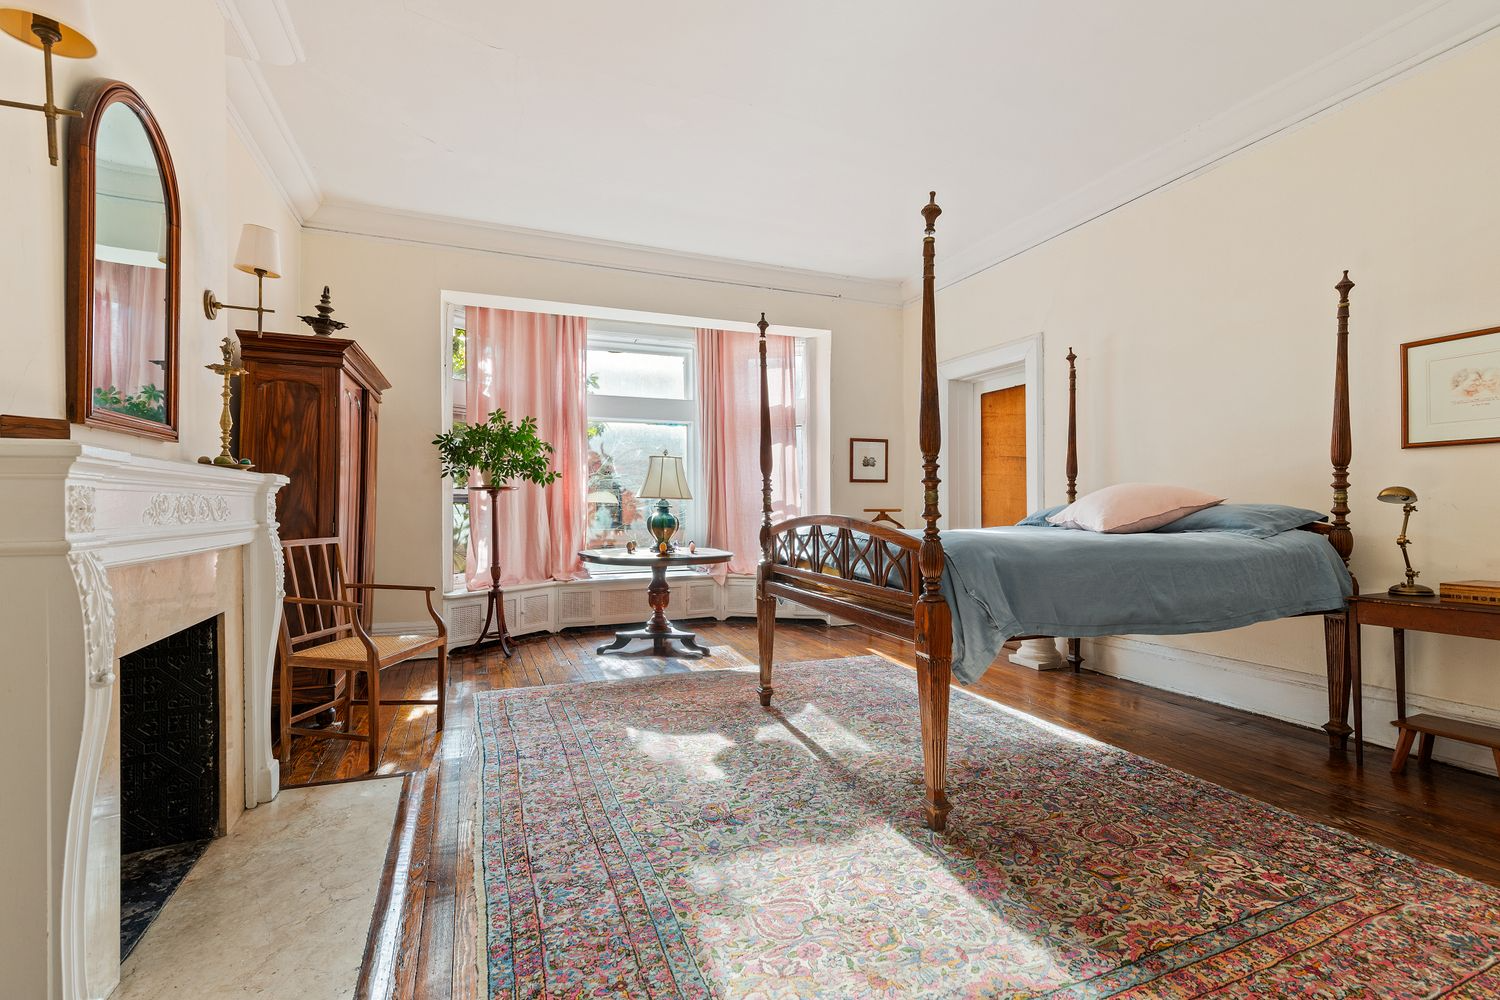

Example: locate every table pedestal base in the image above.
[595,561,711,658]
[596,624,710,658]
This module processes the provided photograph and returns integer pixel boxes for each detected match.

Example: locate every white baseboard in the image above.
[1087,636,1500,775]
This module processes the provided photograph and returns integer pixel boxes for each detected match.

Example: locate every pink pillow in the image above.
[1047,483,1224,534]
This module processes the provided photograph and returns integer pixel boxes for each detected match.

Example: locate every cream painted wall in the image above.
[300,230,906,620]
[902,33,1500,724]
[226,127,303,339]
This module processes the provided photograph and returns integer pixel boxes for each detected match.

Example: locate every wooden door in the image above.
[980,385,1027,527]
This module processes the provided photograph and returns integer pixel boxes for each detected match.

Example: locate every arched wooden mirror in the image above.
[66,79,181,439]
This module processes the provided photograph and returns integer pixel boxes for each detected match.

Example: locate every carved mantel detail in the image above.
[66,551,116,688]
[65,485,96,535]
[142,492,232,526]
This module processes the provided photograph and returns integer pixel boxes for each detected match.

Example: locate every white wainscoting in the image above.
[1088,636,1500,775]
[373,573,828,653]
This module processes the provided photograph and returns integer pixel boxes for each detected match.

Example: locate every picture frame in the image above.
[849,437,889,483]
[1401,325,1500,448]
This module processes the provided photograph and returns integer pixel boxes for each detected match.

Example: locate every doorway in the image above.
[979,384,1027,527]
[937,333,1045,530]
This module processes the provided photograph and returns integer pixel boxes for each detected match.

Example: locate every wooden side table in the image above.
[579,547,733,657]
[1348,593,1500,777]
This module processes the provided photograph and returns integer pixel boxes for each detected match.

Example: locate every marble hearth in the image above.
[0,442,286,1000]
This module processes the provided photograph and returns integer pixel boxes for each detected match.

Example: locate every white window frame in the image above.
[584,322,703,572]
[437,290,831,596]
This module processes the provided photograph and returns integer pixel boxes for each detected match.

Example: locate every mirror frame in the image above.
[66,79,182,440]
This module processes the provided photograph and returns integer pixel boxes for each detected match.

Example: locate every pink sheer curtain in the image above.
[92,260,166,397]
[697,328,801,581]
[464,308,589,589]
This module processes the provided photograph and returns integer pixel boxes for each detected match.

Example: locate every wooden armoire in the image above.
[235,330,390,721]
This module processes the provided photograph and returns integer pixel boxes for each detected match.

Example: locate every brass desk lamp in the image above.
[1378,486,1433,596]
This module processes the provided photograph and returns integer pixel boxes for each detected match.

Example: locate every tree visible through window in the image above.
[583,326,697,552]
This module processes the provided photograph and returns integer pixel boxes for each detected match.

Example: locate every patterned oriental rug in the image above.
[474,656,1500,998]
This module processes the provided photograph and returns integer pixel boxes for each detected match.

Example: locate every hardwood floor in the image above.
[276,620,1500,1000]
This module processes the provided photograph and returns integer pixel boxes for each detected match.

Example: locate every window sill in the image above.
[443,568,741,602]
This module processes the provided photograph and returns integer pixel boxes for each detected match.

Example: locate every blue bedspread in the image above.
[931,526,1353,684]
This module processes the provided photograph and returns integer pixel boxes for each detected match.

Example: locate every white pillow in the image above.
[1047,483,1224,534]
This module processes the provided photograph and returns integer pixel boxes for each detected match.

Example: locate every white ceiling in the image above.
[239,1,1500,284]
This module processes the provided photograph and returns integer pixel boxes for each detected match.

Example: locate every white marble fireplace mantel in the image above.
[0,441,287,1000]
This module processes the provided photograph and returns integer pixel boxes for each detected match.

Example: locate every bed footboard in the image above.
[760,515,922,636]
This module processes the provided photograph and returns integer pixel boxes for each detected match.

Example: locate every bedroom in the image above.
[2,1,1499,997]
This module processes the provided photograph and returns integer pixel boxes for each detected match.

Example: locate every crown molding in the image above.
[224,56,322,222]
[304,201,908,307]
[214,0,305,66]
[906,1,1500,301]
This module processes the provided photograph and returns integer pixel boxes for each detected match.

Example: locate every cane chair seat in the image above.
[289,632,443,669]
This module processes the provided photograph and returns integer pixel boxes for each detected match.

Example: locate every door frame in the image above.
[937,333,1045,528]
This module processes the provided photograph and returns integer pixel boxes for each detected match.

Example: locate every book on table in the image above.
[1439,580,1500,606]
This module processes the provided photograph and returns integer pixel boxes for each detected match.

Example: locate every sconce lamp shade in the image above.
[0,1,96,57]
[639,453,692,501]
[233,224,282,279]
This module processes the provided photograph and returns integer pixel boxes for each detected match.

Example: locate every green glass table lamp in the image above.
[639,451,692,555]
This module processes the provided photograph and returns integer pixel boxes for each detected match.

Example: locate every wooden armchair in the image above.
[277,537,448,773]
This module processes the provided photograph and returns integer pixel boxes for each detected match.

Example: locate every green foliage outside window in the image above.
[93,384,166,423]
[451,327,467,379]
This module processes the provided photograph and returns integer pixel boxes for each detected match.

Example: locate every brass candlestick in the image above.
[198,336,253,470]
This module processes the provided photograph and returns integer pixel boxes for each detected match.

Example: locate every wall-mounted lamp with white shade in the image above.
[0,1,97,166]
[203,224,282,336]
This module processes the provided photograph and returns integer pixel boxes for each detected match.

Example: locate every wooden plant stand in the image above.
[465,485,516,657]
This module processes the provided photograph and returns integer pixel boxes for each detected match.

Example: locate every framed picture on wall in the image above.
[849,437,889,482]
[1402,325,1500,448]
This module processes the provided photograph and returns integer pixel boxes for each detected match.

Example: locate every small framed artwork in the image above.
[1402,325,1500,448]
[849,437,889,483]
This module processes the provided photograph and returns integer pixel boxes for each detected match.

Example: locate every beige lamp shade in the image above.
[0,0,96,57]
[233,224,282,278]
[639,453,692,500]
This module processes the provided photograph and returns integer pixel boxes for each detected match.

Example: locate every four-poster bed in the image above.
[753,193,1360,832]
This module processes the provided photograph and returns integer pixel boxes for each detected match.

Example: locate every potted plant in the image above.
[432,409,561,490]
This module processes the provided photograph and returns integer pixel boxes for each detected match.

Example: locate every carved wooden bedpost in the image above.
[1323,271,1356,753]
[1065,347,1079,505]
[756,312,777,707]
[914,193,954,832]
[1064,347,1084,671]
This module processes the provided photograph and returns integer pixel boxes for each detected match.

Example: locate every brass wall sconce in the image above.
[1377,485,1434,597]
[204,224,282,336]
[0,1,97,166]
